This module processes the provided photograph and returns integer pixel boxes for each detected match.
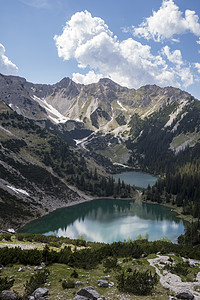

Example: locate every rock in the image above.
[75,281,84,286]
[41,262,46,268]
[77,286,100,299]
[97,280,109,287]
[176,290,194,299]
[73,296,88,300]
[104,275,110,280]
[108,282,114,287]
[32,287,49,299]
[18,267,25,272]
[189,262,196,267]
[27,297,35,300]
[0,290,18,300]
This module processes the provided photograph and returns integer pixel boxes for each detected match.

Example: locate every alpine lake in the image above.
[19,171,185,243]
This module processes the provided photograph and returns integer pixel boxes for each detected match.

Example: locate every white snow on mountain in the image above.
[7,185,29,196]
[32,95,69,124]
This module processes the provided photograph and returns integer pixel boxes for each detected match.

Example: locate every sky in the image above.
[0,0,200,99]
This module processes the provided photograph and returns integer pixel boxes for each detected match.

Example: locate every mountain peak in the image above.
[98,78,120,87]
[56,77,73,88]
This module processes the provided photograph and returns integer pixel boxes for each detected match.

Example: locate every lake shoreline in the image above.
[17,193,185,243]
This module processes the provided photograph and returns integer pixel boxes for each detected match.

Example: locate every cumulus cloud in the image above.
[54,10,197,89]
[132,0,200,42]
[0,43,18,75]
[72,70,103,85]
[161,46,183,65]
[161,46,194,87]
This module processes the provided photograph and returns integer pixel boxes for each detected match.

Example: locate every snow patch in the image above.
[7,228,15,233]
[32,95,69,124]
[75,118,82,122]
[113,162,129,168]
[7,185,29,196]
[74,132,96,147]
[117,100,127,111]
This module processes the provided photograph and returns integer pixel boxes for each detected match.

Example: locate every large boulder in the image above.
[32,287,49,299]
[77,286,100,299]
[176,290,194,299]
[0,290,18,300]
[97,280,109,287]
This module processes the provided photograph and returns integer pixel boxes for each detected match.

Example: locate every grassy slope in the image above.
[1,236,200,299]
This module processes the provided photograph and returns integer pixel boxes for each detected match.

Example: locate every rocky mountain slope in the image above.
[1,73,200,231]
[0,73,193,132]
[0,101,94,231]
[1,73,199,168]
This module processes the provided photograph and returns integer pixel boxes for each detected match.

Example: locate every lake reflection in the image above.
[19,199,185,243]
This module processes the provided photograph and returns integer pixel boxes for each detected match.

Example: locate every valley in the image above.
[0,73,200,233]
[0,73,200,299]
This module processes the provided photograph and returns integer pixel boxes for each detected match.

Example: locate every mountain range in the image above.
[0,73,200,231]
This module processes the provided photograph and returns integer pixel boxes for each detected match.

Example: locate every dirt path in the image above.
[148,255,200,299]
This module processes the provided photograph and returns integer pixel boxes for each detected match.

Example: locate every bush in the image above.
[164,261,189,276]
[117,270,158,295]
[70,269,78,278]
[0,233,12,241]
[62,279,75,289]
[0,276,14,292]
[24,269,49,297]
[103,256,118,270]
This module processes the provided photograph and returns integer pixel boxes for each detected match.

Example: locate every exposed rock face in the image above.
[148,255,200,299]
[76,286,101,299]
[31,287,49,299]
[0,290,18,300]
[0,73,193,132]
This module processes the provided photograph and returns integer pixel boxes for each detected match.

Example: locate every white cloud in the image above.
[194,63,200,74]
[54,10,197,90]
[161,46,183,65]
[177,67,194,87]
[54,10,113,61]
[72,70,103,85]
[161,46,194,87]
[132,0,200,42]
[0,43,18,75]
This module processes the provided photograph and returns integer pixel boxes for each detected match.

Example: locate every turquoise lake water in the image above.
[19,198,185,243]
[113,171,158,188]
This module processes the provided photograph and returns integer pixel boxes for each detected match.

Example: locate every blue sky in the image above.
[0,0,200,99]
